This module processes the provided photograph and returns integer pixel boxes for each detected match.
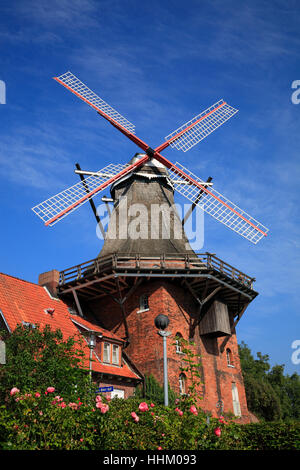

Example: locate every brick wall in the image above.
[89,279,250,422]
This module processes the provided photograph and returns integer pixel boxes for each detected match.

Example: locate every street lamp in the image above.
[88,332,97,382]
[154,314,171,406]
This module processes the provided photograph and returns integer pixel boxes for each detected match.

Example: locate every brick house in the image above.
[0,272,142,399]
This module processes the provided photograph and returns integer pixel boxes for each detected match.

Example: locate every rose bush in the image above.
[0,388,299,450]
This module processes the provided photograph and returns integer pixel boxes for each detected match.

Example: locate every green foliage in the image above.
[0,389,299,450]
[135,374,176,406]
[175,336,202,404]
[239,341,300,422]
[0,324,90,402]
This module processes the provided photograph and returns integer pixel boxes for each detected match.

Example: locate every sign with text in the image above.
[95,386,114,393]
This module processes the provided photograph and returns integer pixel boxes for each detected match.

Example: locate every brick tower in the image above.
[58,154,257,422]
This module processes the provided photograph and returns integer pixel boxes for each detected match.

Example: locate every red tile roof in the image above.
[0,272,141,381]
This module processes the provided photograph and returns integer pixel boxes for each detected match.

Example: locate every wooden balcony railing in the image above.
[59,252,255,290]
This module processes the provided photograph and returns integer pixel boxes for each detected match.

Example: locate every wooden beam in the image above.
[75,163,106,238]
[219,303,249,353]
[182,177,213,226]
[71,288,84,317]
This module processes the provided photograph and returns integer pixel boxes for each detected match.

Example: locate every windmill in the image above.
[32,71,268,245]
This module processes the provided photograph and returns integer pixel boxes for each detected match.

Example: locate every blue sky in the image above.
[0,0,299,373]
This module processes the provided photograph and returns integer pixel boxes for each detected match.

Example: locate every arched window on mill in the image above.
[179,373,186,395]
[175,333,183,354]
[226,348,234,367]
[138,294,149,312]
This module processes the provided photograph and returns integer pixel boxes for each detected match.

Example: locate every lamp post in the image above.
[154,314,171,407]
[89,332,96,382]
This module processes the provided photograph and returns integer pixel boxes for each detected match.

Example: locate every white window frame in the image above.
[103,342,111,363]
[175,334,183,354]
[112,344,120,365]
[138,294,149,313]
[232,383,241,417]
[226,348,234,367]
[179,373,186,395]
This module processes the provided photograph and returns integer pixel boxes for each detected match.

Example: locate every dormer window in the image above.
[102,341,120,366]
[138,294,149,312]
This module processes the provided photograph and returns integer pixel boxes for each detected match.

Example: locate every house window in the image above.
[175,333,183,354]
[179,373,186,395]
[138,294,149,312]
[112,344,120,365]
[226,348,234,367]
[103,342,111,363]
[231,383,241,417]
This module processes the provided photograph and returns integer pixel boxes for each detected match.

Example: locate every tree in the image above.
[239,341,300,422]
[0,323,90,400]
[239,342,281,421]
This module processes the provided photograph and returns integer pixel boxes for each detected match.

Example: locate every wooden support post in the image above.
[219,303,249,353]
[71,288,84,317]
[75,163,106,238]
[182,177,212,226]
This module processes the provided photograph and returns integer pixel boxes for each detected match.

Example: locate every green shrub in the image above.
[1,386,299,450]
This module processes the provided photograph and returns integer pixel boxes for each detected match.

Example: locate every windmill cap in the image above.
[110,153,171,195]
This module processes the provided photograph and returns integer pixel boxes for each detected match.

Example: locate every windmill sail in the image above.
[164,100,238,152]
[32,160,149,226]
[167,162,268,244]
[54,72,136,134]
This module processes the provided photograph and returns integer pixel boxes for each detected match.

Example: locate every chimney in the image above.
[38,270,60,297]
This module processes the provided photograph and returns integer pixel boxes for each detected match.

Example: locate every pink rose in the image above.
[46,387,55,393]
[190,405,198,416]
[150,403,155,408]
[100,404,109,414]
[131,412,139,422]
[96,395,102,402]
[178,410,183,416]
[35,392,41,398]
[157,446,162,450]
[139,402,149,412]
[10,387,20,396]
[214,427,221,437]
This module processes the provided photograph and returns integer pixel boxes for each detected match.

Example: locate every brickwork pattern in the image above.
[90,279,250,422]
